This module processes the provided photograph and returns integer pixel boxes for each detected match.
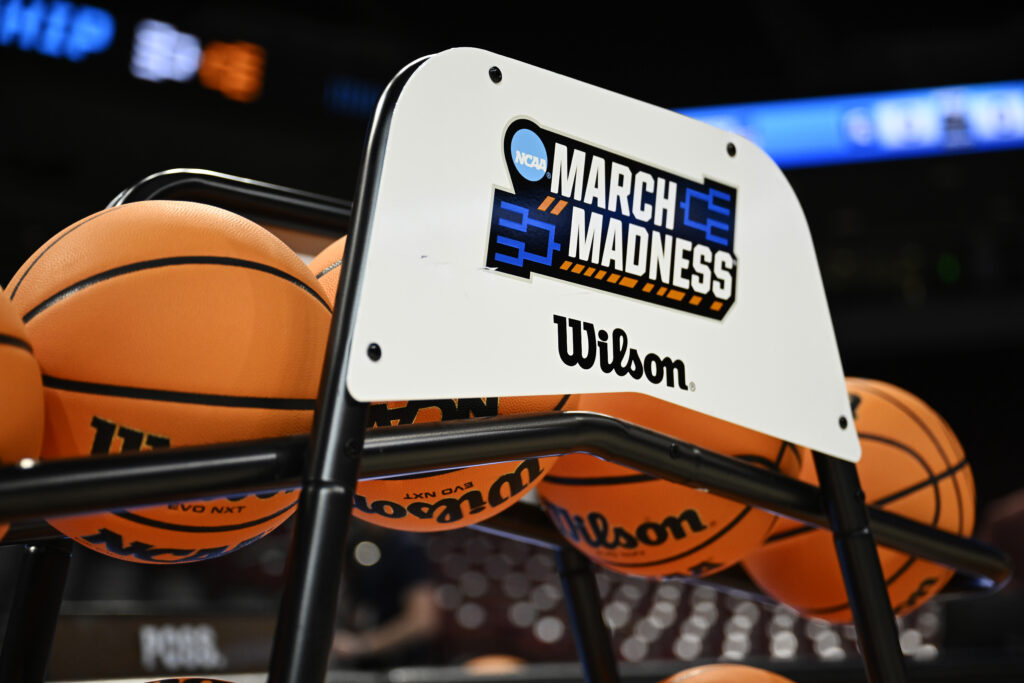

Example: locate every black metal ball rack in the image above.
[0,57,1012,683]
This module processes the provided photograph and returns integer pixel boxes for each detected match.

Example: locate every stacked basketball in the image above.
[536,392,801,579]
[7,200,332,562]
[742,377,975,622]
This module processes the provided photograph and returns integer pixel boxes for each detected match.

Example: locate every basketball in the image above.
[742,377,976,623]
[309,234,346,306]
[307,237,567,532]
[7,200,332,563]
[1,288,46,540]
[354,395,570,532]
[144,679,236,683]
[0,288,45,466]
[660,663,796,682]
[537,393,800,578]
[462,653,527,675]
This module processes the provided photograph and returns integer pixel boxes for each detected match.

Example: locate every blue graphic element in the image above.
[510,128,548,182]
[0,0,115,62]
[493,201,560,268]
[680,188,732,246]
[678,80,1024,168]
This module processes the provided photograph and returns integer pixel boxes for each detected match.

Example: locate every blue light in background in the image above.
[324,76,382,118]
[678,81,1024,168]
[0,0,114,62]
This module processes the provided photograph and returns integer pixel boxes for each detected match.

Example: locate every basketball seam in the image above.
[6,206,122,300]
[543,472,656,486]
[315,258,343,280]
[858,432,942,528]
[773,441,795,468]
[735,454,777,471]
[21,256,331,324]
[546,448,783,487]
[872,458,968,509]
[43,375,317,410]
[112,499,298,533]
[852,381,965,535]
[0,333,33,354]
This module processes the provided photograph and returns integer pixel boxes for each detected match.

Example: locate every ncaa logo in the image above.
[510,128,547,181]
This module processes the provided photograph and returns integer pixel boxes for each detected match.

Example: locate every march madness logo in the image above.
[486,120,738,320]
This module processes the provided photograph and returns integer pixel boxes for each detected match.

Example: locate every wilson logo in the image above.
[553,314,691,390]
[368,397,498,427]
[90,416,169,454]
[543,499,707,550]
[354,459,544,525]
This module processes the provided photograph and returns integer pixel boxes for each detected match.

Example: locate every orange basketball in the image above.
[463,654,527,675]
[1,289,46,539]
[538,393,800,578]
[660,663,796,682]
[742,377,975,623]
[308,237,565,532]
[355,395,569,531]
[0,289,44,465]
[7,201,332,563]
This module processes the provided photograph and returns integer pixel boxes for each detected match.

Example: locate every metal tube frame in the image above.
[0,538,74,683]
[266,57,427,683]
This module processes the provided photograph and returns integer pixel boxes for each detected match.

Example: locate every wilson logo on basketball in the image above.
[553,315,692,390]
[486,120,738,320]
[543,499,707,550]
[367,397,498,426]
[89,416,169,454]
[353,459,544,525]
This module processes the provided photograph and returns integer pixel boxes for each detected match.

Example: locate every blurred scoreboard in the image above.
[0,0,385,117]
[680,81,1024,169]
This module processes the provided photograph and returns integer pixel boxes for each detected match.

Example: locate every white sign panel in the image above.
[347,48,860,462]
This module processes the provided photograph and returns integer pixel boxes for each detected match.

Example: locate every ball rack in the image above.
[0,54,1013,683]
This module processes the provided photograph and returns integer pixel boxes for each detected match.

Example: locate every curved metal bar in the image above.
[0,436,307,522]
[0,412,1011,589]
[359,411,1012,589]
[107,168,352,236]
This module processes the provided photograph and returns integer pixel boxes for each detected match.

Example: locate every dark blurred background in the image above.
[3,2,1024,679]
